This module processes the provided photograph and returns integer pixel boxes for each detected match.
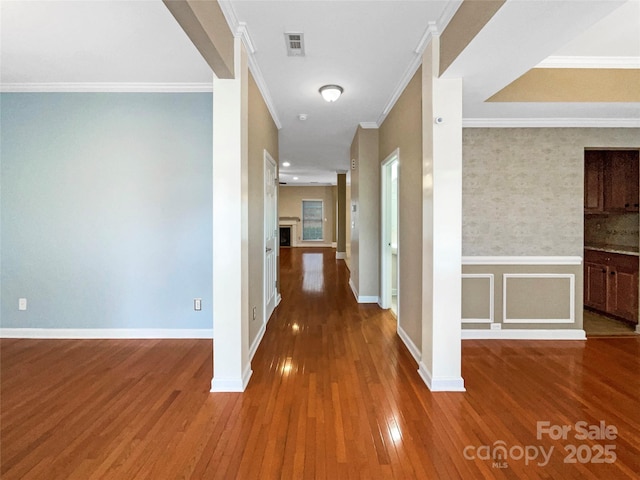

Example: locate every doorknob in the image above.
[266,247,272,253]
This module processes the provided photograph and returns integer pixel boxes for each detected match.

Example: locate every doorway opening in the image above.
[381,150,399,317]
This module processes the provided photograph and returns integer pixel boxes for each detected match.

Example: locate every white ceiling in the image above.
[1,0,639,185]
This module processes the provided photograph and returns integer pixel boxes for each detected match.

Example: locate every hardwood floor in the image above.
[2,247,639,479]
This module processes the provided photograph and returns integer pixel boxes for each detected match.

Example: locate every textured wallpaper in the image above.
[462,128,640,256]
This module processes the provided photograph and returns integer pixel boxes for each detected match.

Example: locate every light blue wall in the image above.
[1,93,213,330]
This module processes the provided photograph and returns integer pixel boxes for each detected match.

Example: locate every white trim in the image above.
[377,45,426,126]
[349,278,359,301]
[336,251,346,259]
[210,364,252,392]
[462,329,586,340]
[275,293,282,308]
[331,242,338,248]
[0,328,213,339]
[462,256,582,265]
[380,150,400,310]
[397,325,421,363]
[348,278,379,304]
[636,324,640,334]
[503,273,575,324]
[461,273,494,324]
[463,118,640,129]
[0,82,213,93]
[218,0,282,129]
[418,362,466,392]
[375,1,461,127]
[536,56,640,69]
[359,122,378,129]
[249,324,266,361]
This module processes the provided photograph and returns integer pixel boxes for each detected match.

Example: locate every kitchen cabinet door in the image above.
[603,151,639,212]
[608,256,639,323]
[584,262,608,311]
[584,151,604,213]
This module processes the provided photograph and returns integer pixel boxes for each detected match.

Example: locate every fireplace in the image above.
[280,226,291,247]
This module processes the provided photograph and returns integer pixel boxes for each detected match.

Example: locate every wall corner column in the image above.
[211,37,252,392]
[419,34,465,392]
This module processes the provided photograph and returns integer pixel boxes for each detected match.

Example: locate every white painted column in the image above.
[211,38,252,392]
[419,35,465,392]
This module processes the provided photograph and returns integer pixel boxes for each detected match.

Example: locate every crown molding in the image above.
[536,56,640,69]
[436,0,463,33]
[375,1,462,127]
[0,82,213,93]
[359,122,379,129]
[218,0,282,129]
[463,118,640,128]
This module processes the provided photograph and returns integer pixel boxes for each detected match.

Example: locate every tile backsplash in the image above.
[585,213,639,248]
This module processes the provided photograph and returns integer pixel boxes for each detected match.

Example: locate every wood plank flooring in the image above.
[2,247,639,479]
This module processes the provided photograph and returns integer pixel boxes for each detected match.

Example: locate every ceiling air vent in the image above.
[284,32,305,57]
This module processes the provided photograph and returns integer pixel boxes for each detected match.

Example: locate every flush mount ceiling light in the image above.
[282,161,291,167]
[319,85,343,102]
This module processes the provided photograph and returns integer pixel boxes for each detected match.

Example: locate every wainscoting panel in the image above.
[503,273,574,323]
[462,257,583,336]
[461,274,494,323]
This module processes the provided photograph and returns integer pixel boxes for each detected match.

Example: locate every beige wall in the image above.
[279,186,335,246]
[379,67,423,349]
[462,128,640,256]
[350,127,380,298]
[248,72,279,347]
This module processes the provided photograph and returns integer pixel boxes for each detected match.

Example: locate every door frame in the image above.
[380,149,399,314]
[264,150,279,325]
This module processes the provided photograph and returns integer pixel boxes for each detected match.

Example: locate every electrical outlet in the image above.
[194,298,202,311]
[490,323,501,330]
[252,307,256,321]
[18,298,27,311]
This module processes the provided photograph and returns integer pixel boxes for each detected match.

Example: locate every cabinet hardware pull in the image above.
[625,203,630,207]
[610,271,616,275]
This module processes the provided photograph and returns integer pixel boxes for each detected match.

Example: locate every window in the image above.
[302,200,323,241]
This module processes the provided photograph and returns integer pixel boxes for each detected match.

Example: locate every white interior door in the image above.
[381,151,399,316]
[264,151,278,322]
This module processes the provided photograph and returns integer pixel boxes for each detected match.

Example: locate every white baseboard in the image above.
[336,251,346,260]
[210,363,252,392]
[348,278,379,304]
[462,329,586,340]
[249,324,266,361]
[0,328,213,339]
[275,293,282,308]
[331,242,337,248]
[417,362,466,392]
[637,324,640,334]
[397,324,421,363]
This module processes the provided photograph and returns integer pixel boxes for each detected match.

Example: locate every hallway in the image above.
[1,248,639,479]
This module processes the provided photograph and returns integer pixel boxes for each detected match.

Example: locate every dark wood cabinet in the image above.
[584,249,638,324]
[587,150,639,213]
[584,151,604,213]
[585,261,608,311]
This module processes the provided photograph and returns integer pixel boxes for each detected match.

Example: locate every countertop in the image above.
[584,244,639,257]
